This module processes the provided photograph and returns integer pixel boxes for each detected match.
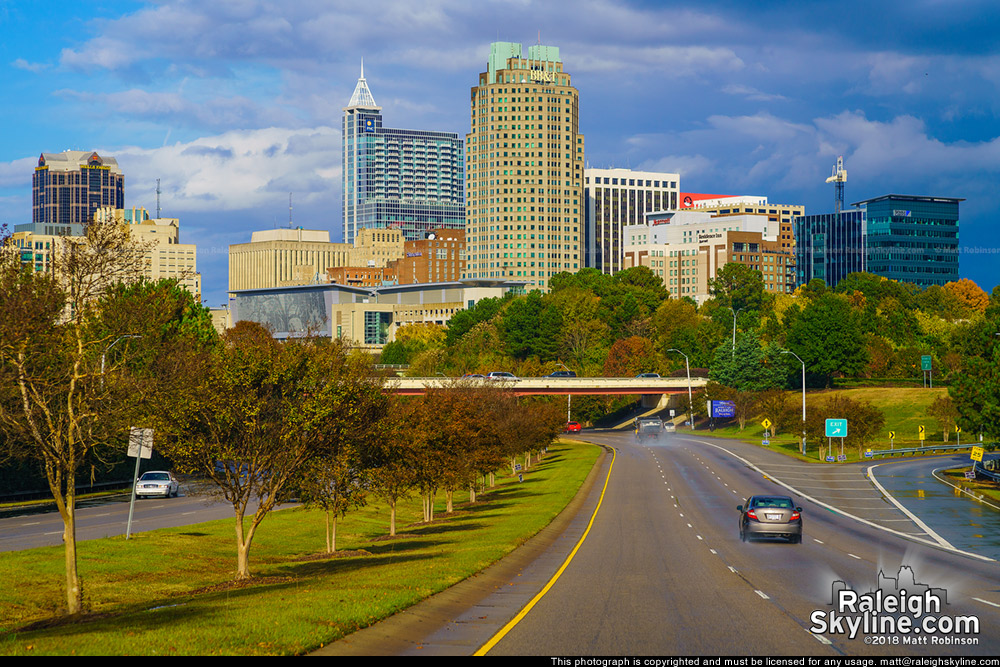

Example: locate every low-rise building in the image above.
[623,209,794,302]
[229,279,524,348]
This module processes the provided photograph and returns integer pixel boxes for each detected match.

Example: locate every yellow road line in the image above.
[474,446,616,656]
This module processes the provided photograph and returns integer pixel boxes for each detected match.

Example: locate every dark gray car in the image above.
[737,495,802,543]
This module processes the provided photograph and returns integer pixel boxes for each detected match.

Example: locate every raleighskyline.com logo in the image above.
[809,566,980,645]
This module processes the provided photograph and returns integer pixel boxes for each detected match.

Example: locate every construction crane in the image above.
[826,156,847,214]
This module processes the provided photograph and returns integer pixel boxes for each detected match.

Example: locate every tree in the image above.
[804,395,885,458]
[156,324,388,579]
[949,310,1000,440]
[603,336,658,377]
[296,450,370,554]
[927,395,959,442]
[784,292,868,387]
[0,221,150,615]
[709,331,790,393]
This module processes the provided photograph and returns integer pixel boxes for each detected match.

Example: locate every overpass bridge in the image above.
[386,376,707,397]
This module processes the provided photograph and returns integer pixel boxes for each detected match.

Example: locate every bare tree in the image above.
[0,221,150,615]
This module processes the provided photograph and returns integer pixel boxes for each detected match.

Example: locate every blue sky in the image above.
[2,0,999,307]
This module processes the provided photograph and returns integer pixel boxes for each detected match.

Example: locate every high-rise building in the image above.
[855,194,962,287]
[341,63,465,245]
[464,41,585,290]
[793,209,866,288]
[33,150,125,227]
[584,168,679,273]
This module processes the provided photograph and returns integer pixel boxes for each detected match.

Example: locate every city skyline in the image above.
[1,1,998,306]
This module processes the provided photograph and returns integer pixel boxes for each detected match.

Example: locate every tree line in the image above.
[0,222,564,616]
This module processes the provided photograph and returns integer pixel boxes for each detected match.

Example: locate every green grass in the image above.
[0,441,600,656]
[941,468,1000,505]
[695,387,958,464]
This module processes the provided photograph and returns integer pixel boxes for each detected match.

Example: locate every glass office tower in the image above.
[855,194,962,287]
[793,209,866,288]
[342,63,464,245]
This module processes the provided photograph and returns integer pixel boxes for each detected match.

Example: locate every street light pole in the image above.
[557,362,573,422]
[666,348,692,430]
[781,349,807,455]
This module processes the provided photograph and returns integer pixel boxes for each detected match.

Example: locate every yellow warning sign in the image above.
[971,446,984,462]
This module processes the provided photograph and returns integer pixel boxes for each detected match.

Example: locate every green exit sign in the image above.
[921,355,932,371]
[825,419,848,438]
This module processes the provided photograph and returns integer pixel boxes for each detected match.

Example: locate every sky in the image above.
[2,0,999,308]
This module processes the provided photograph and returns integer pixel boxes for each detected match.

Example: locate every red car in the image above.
[565,421,582,433]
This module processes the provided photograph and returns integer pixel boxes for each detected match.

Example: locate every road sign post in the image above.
[126,427,154,540]
[826,418,848,459]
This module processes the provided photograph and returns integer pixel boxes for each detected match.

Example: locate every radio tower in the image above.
[156,178,162,218]
[825,156,847,214]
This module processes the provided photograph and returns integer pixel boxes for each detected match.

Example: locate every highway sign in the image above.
[709,400,736,418]
[921,355,932,371]
[761,418,772,430]
[825,418,848,438]
[918,425,926,441]
[971,446,985,462]
[888,431,896,440]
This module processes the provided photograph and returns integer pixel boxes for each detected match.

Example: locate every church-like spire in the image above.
[347,59,379,109]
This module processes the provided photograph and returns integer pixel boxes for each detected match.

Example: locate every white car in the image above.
[135,471,180,498]
[486,372,519,381]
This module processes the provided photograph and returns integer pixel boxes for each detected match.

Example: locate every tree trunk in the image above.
[446,489,453,513]
[388,499,397,536]
[469,482,476,503]
[61,497,81,615]
[49,462,82,614]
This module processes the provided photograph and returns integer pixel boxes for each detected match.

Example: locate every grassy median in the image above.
[0,441,600,656]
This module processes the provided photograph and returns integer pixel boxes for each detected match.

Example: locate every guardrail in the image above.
[868,443,973,458]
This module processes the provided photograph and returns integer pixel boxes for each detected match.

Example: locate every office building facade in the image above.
[793,209,866,289]
[584,168,679,274]
[464,41,585,290]
[33,151,125,227]
[342,64,465,245]
[854,194,961,287]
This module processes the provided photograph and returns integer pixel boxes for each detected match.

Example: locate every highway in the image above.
[319,429,1000,656]
[0,483,280,552]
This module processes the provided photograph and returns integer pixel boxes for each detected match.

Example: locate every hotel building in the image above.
[623,210,794,302]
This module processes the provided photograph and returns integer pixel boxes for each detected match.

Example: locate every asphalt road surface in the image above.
[318,430,1000,656]
[0,482,275,552]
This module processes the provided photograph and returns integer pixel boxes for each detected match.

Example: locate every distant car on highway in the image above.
[546,370,577,377]
[663,422,676,433]
[486,372,519,381]
[135,471,180,499]
[461,373,485,379]
[565,421,582,433]
[635,372,660,378]
[737,495,802,543]
[634,418,663,441]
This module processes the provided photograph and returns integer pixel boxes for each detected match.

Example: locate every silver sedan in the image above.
[135,471,180,499]
[738,495,802,543]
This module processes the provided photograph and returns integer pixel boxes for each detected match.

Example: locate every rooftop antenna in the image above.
[289,193,293,227]
[826,156,847,214]
[155,178,161,218]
